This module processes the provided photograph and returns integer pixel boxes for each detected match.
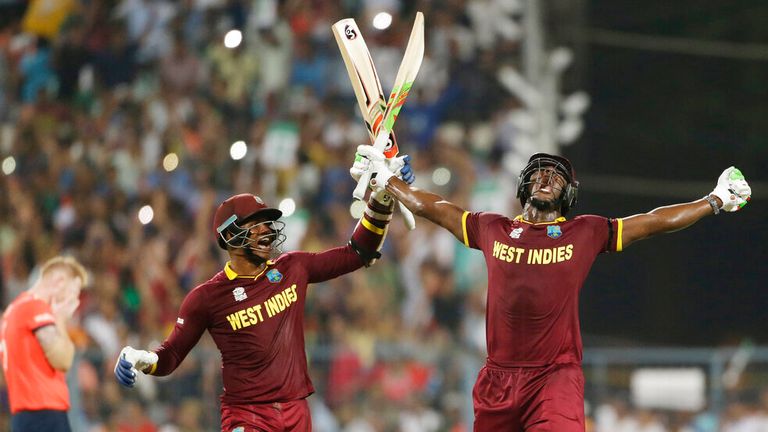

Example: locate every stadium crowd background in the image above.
[1,1,767,431]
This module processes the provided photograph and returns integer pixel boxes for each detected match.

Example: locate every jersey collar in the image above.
[224,260,274,280]
[514,215,567,225]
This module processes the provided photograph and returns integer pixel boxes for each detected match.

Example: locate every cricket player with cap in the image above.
[353,147,751,431]
[114,156,414,431]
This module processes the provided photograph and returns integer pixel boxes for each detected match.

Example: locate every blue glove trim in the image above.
[115,357,137,388]
[400,155,415,185]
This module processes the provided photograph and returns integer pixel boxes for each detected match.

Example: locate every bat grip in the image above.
[398,201,416,230]
[352,171,372,201]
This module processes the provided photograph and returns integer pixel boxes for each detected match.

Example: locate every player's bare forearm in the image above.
[386,178,465,241]
[35,321,75,371]
[621,198,715,247]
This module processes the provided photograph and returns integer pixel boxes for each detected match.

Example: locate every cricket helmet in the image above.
[213,194,285,251]
[516,153,579,215]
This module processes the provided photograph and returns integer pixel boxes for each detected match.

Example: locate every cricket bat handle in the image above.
[399,201,416,230]
[352,171,371,201]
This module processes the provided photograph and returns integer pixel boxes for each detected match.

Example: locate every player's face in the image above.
[240,218,280,258]
[529,167,567,201]
[51,272,83,305]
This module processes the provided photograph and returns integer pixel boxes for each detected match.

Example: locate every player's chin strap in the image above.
[348,190,395,267]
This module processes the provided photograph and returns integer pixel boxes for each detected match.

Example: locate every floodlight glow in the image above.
[163,153,179,172]
[432,167,451,186]
[138,205,154,225]
[557,119,584,145]
[224,29,243,49]
[279,198,296,217]
[2,156,16,175]
[548,47,573,73]
[561,91,591,117]
[230,141,247,160]
[372,12,393,30]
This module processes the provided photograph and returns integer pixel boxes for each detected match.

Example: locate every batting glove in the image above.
[355,145,394,192]
[351,146,415,185]
[386,155,415,185]
[711,167,751,212]
[114,346,158,388]
[350,151,371,182]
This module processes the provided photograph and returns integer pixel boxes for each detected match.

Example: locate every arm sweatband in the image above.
[349,194,395,266]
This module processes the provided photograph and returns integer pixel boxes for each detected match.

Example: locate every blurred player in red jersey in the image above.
[353,147,751,432]
[1,256,86,432]
[114,157,414,431]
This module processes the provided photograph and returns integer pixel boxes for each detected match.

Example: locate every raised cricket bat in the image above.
[332,12,425,229]
[331,18,399,157]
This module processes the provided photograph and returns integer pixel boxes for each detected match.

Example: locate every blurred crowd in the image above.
[0,1,765,431]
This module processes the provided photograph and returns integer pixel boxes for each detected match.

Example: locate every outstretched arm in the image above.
[115,289,208,388]
[621,167,751,248]
[351,145,469,242]
[621,198,715,248]
[385,178,467,243]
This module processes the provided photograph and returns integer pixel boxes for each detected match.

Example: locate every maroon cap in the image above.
[213,194,282,245]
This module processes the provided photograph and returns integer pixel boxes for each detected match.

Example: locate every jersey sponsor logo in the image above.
[225,284,299,331]
[547,225,562,239]
[509,227,524,239]
[176,318,185,325]
[266,269,283,283]
[233,287,247,302]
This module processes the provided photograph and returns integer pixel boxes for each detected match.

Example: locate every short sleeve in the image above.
[608,217,623,252]
[576,215,623,253]
[463,211,508,250]
[21,298,56,332]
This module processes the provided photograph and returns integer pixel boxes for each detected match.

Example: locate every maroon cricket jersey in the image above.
[462,212,623,367]
[151,246,364,404]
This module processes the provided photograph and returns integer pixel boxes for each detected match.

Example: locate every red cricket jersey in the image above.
[1,292,70,413]
[151,246,363,404]
[462,212,623,367]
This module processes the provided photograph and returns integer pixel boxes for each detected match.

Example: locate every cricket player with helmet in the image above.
[114,156,414,431]
[353,147,751,432]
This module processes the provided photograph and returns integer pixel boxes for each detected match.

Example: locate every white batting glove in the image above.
[386,155,415,185]
[121,346,158,372]
[352,146,414,184]
[711,167,751,212]
[115,346,158,388]
[354,145,395,192]
[350,151,371,182]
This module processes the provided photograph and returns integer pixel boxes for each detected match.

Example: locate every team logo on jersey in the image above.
[232,427,245,432]
[547,225,562,239]
[266,269,283,283]
[232,287,247,301]
[509,227,524,239]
